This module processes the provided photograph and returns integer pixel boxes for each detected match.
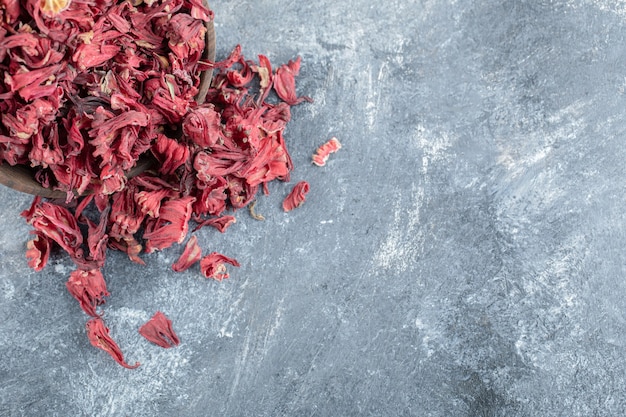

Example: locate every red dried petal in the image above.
[172,235,202,272]
[134,188,171,218]
[182,106,222,148]
[226,58,254,87]
[273,57,313,106]
[28,201,84,258]
[84,205,110,266]
[108,184,145,241]
[193,215,236,233]
[66,268,110,317]
[199,252,240,281]
[86,317,139,369]
[139,311,180,348]
[283,181,310,212]
[143,196,195,253]
[25,232,51,271]
[151,134,190,175]
[312,137,341,167]
[252,54,273,104]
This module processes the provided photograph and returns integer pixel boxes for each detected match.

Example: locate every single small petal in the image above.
[199,252,240,281]
[138,311,180,348]
[86,317,139,369]
[143,196,195,253]
[282,181,310,212]
[25,232,51,272]
[172,235,202,272]
[273,57,313,106]
[193,215,236,233]
[312,137,341,167]
[66,268,110,317]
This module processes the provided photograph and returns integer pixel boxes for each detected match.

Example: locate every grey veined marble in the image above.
[3,1,626,416]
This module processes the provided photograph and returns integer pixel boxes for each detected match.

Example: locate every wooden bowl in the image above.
[0,3,216,199]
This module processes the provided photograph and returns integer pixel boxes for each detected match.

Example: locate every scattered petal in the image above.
[200,252,240,281]
[25,232,51,271]
[312,137,342,167]
[138,311,180,348]
[86,317,140,369]
[282,181,310,212]
[66,268,110,317]
[172,235,202,272]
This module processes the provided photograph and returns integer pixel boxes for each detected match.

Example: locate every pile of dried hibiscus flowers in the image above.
[0,0,340,368]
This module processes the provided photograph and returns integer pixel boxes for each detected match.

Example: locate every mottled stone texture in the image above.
[2,0,626,416]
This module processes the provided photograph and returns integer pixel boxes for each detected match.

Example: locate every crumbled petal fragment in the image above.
[66,268,110,317]
[172,235,202,272]
[200,252,240,281]
[86,318,139,369]
[312,137,341,167]
[138,311,180,348]
[282,181,310,212]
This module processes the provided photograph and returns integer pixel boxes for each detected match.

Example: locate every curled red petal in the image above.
[66,268,110,317]
[312,137,342,167]
[138,311,180,348]
[151,134,191,175]
[182,106,222,148]
[143,196,195,253]
[273,57,313,106]
[193,215,236,233]
[28,201,84,257]
[86,317,139,369]
[282,181,310,212]
[199,252,240,281]
[25,232,51,272]
[172,235,202,272]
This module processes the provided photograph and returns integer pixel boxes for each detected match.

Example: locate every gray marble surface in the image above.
[3,0,626,415]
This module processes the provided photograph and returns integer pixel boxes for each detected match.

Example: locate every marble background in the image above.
[3,0,626,415]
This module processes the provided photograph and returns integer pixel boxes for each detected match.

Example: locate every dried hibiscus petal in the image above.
[193,215,236,233]
[143,196,195,253]
[273,57,313,106]
[27,201,84,261]
[172,235,202,272]
[86,317,139,369]
[182,106,222,148]
[138,311,180,348]
[200,252,240,281]
[312,137,341,167]
[282,181,310,212]
[25,232,51,271]
[66,268,110,317]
